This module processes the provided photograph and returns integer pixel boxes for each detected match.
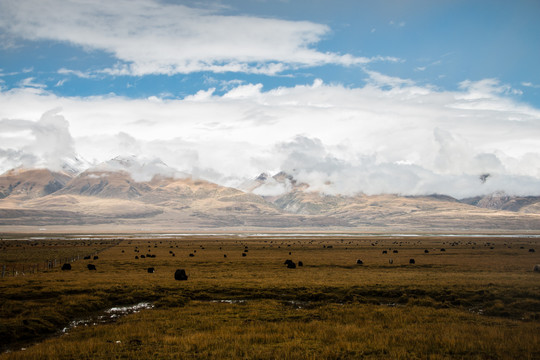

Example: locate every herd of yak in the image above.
[58,244,540,278]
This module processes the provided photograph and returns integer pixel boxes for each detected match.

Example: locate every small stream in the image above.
[61,302,155,333]
[3,302,155,354]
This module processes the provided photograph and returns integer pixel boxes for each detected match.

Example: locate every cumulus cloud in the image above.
[1,75,540,197]
[0,0,389,76]
[269,135,540,198]
[0,108,77,171]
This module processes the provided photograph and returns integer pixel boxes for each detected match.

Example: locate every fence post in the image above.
[1,265,5,278]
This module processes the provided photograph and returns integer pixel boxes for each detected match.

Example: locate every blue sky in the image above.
[1,0,540,197]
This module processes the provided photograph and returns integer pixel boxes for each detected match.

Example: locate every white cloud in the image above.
[389,20,406,28]
[58,68,95,79]
[522,81,540,89]
[223,84,264,99]
[1,76,540,197]
[0,108,76,171]
[17,77,46,89]
[184,88,216,101]
[0,0,388,76]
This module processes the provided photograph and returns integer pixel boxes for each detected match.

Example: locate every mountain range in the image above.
[1,156,540,233]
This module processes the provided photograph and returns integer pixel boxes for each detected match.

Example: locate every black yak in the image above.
[87,264,96,271]
[61,263,71,271]
[174,269,188,281]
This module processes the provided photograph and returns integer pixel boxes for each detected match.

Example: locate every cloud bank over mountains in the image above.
[1,74,540,198]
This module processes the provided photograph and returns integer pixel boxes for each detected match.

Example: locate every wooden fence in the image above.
[1,252,99,278]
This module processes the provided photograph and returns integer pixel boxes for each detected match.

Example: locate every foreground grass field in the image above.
[1,234,539,359]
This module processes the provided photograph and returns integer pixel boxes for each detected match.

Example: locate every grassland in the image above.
[1,234,539,359]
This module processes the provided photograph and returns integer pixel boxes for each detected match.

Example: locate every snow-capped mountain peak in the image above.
[90,155,179,182]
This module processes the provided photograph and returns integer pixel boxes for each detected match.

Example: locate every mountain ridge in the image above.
[2,164,540,232]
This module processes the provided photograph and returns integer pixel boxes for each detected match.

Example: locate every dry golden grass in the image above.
[1,234,540,359]
[3,301,540,359]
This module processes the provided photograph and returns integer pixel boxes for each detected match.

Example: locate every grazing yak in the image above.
[409,259,415,264]
[242,253,247,257]
[284,259,296,268]
[424,249,429,254]
[533,264,540,272]
[529,249,536,253]
[87,264,96,271]
[83,256,91,260]
[382,250,388,254]
[298,261,303,267]
[93,256,99,260]
[135,256,139,259]
[147,267,154,273]
[61,263,71,271]
[356,259,363,265]
[174,269,188,281]
[189,253,195,257]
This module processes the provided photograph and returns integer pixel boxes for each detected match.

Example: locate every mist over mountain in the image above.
[2,111,540,199]
[2,87,540,200]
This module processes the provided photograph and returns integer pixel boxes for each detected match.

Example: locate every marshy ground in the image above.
[1,234,539,359]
